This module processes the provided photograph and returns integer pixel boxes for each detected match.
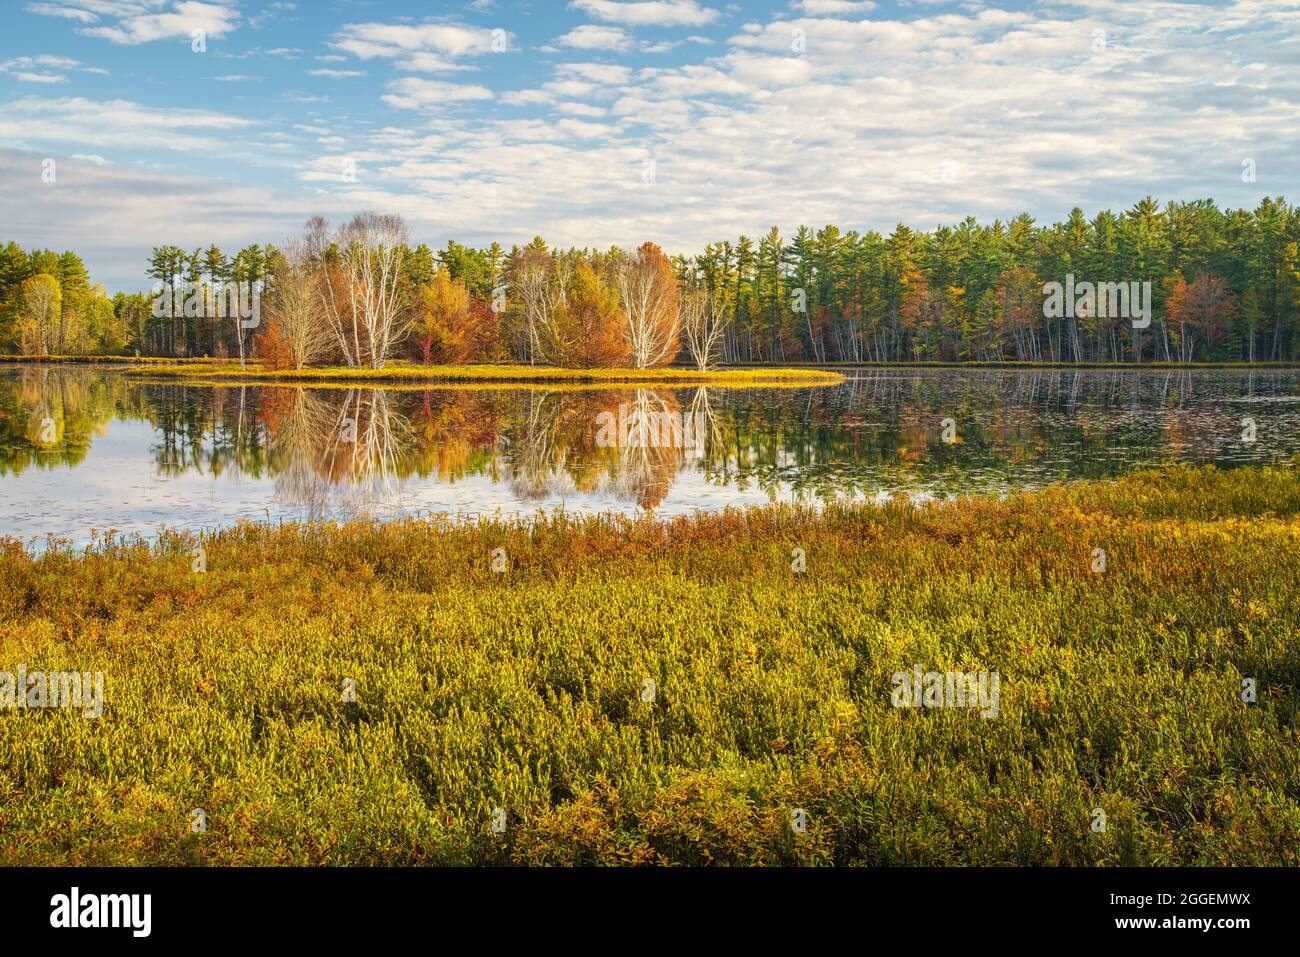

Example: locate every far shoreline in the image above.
[0,356,844,385]
[3,354,1300,386]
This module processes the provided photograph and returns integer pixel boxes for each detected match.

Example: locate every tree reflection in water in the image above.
[1,367,1298,523]
[0,366,119,474]
[263,388,411,518]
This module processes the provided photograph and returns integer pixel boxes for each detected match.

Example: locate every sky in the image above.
[0,0,1298,293]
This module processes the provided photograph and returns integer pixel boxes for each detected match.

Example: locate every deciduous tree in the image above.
[616,242,680,368]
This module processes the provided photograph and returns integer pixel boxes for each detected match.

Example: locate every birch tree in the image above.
[616,242,680,368]
[266,241,334,369]
[679,278,729,370]
[314,213,409,369]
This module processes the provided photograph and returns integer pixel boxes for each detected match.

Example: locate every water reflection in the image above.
[1,364,1297,543]
[0,366,117,473]
[266,388,411,518]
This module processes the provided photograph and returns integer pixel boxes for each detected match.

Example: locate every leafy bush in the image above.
[0,464,1296,865]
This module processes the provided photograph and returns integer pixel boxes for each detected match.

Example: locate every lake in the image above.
[2,364,1297,546]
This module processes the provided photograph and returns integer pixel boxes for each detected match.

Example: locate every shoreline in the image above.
[4,353,1300,382]
[0,357,843,386]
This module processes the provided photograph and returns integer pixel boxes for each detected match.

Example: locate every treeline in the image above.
[0,244,144,355]
[686,195,1298,364]
[136,214,689,371]
[3,195,1298,365]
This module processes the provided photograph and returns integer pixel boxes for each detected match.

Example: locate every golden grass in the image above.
[115,361,844,386]
[1,464,1297,865]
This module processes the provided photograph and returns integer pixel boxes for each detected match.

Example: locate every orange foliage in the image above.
[1167,271,1234,360]
[551,263,632,368]
[256,318,296,370]
[413,270,475,364]
[467,297,500,362]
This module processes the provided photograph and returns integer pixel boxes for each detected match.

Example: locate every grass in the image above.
[109,360,844,385]
[0,356,843,385]
[0,355,214,365]
[1,464,1297,865]
[127,376,824,394]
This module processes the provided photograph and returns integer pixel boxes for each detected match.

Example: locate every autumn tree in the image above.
[900,267,939,361]
[17,274,61,355]
[314,213,409,369]
[412,269,474,365]
[1167,271,1235,362]
[546,263,630,368]
[616,242,680,368]
[262,241,333,369]
[509,243,558,364]
[83,286,125,354]
[56,251,90,354]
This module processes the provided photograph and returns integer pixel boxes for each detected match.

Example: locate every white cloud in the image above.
[24,3,98,23]
[556,62,635,86]
[331,21,508,59]
[549,24,713,54]
[12,72,69,83]
[551,25,634,52]
[395,52,472,73]
[0,145,358,293]
[308,69,367,78]
[544,79,599,98]
[568,0,719,28]
[556,101,608,118]
[380,78,494,111]
[501,89,557,106]
[795,0,876,15]
[0,96,257,150]
[79,1,242,45]
[723,54,814,87]
[0,54,109,82]
[3,55,79,70]
[556,118,619,139]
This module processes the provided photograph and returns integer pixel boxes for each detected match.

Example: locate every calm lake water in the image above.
[2,364,1298,546]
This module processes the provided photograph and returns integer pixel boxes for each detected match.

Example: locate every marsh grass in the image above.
[0,465,1297,865]
[117,362,845,386]
[0,355,215,365]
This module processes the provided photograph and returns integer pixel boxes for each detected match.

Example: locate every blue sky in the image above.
[1,0,1298,292]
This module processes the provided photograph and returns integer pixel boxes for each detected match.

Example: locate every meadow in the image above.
[1,464,1297,865]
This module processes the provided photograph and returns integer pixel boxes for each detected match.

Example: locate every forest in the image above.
[1,195,1297,367]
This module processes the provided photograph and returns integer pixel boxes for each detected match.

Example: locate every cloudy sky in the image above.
[1,0,1298,292]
